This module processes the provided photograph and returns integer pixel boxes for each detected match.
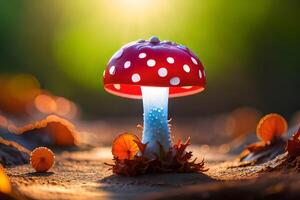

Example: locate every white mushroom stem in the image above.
[141,86,171,157]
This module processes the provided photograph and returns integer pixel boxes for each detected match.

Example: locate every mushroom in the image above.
[103,36,206,157]
[30,147,55,172]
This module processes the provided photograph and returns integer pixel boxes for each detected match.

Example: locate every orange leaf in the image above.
[30,147,55,172]
[112,133,140,160]
[0,166,11,194]
[13,115,79,146]
[256,113,287,142]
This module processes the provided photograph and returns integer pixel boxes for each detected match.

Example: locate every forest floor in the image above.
[4,118,300,200]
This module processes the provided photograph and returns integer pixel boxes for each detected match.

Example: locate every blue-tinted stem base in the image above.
[141,86,171,158]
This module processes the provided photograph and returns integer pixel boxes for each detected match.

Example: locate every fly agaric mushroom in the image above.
[103,36,206,157]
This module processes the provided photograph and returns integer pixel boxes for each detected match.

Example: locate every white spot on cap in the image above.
[114,84,121,90]
[112,49,123,59]
[167,57,174,64]
[199,70,202,79]
[124,61,131,69]
[147,59,156,67]
[170,77,180,86]
[183,64,190,73]
[191,57,198,65]
[139,53,146,59]
[109,66,116,75]
[132,73,141,83]
[158,68,168,77]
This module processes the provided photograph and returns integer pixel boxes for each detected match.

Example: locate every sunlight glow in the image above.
[106,0,153,17]
[102,0,165,27]
[118,0,152,10]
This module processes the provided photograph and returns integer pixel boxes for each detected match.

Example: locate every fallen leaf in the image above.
[0,137,30,167]
[11,115,80,147]
[107,137,207,176]
[286,127,300,157]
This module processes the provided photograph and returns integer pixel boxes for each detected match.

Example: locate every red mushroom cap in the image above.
[103,36,206,99]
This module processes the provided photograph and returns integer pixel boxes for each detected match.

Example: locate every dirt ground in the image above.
[4,119,300,200]
[6,146,219,200]
[5,146,299,200]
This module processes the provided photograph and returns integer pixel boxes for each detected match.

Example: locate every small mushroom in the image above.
[30,147,55,172]
[256,113,288,143]
[103,36,206,157]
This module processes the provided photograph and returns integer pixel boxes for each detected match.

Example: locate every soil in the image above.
[3,119,300,200]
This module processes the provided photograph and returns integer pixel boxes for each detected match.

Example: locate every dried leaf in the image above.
[10,115,79,147]
[239,139,286,164]
[106,136,207,176]
[0,137,30,167]
[247,141,267,152]
[286,127,300,157]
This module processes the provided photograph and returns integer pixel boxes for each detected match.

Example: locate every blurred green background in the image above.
[0,0,299,119]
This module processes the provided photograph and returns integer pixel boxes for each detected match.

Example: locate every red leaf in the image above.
[287,127,300,157]
[106,136,207,176]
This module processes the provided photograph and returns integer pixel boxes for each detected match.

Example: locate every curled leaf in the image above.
[239,139,286,164]
[30,147,55,172]
[112,133,140,160]
[11,115,79,147]
[0,137,30,167]
[256,113,287,143]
